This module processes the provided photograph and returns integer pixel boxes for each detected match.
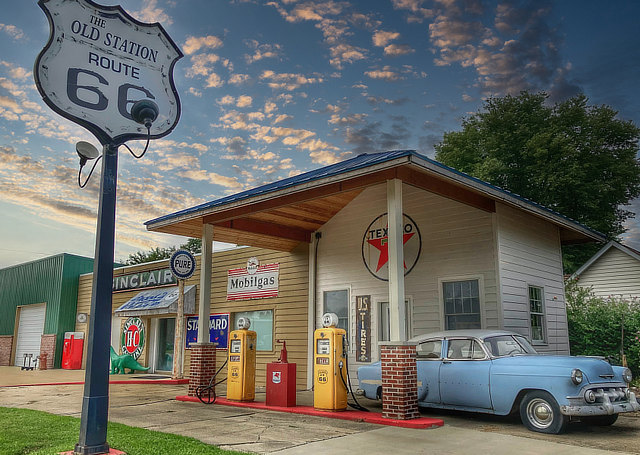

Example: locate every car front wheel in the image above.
[520,390,568,434]
[582,414,618,426]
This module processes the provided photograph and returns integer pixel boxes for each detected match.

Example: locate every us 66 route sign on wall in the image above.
[34,0,182,145]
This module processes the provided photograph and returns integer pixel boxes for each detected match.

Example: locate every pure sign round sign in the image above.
[170,250,196,280]
[34,0,182,145]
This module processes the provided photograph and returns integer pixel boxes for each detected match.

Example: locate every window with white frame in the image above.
[379,299,412,341]
[234,310,273,351]
[323,289,349,336]
[443,280,481,330]
[528,286,545,342]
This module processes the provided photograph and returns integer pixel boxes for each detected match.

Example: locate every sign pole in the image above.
[173,279,185,379]
[76,143,118,455]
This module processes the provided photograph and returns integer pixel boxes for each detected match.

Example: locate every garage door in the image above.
[14,304,46,367]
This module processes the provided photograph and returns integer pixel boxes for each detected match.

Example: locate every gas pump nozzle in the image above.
[276,339,288,363]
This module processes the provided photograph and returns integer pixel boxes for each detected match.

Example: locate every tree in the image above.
[435,91,640,273]
[124,238,202,265]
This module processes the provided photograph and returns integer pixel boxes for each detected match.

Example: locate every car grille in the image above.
[588,387,628,403]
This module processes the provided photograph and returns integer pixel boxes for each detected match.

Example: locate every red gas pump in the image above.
[266,339,296,407]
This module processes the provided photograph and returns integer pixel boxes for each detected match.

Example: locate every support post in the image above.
[172,279,185,379]
[75,143,118,455]
[380,342,420,420]
[380,179,418,420]
[387,179,406,342]
[198,224,213,344]
[189,224,216,396]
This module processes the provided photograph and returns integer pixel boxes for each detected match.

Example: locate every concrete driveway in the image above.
[0,366,634,454]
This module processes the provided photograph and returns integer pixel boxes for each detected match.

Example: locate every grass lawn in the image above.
[0,407,243,455]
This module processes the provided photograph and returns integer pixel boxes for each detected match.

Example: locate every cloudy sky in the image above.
[1,0,639,268]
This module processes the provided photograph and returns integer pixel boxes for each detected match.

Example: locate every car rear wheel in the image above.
[582,414,618,426]
[520,391,568,434]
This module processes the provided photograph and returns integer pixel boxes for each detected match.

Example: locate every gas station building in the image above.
[140,149,601,413]
[2,150,603,418]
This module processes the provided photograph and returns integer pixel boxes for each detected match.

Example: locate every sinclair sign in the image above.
[34,0,182,145]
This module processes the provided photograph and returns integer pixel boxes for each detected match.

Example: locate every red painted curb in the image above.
[176,395,444,429]
[1,379,189,388]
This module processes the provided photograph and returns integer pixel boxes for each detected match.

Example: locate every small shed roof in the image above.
[145,150,605,251]
[571,240,640,279]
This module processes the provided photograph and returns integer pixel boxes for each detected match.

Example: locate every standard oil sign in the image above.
[34,0,182,145]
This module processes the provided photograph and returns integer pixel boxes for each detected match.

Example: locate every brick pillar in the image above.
[0,335,13,366]
[188,343,217,396]
[380,342,419,420]
[40,334,56,369]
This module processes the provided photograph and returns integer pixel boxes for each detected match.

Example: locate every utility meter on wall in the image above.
[313,313,347,411]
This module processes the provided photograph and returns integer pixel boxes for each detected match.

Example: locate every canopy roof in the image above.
[145,150,604,251]
[115,285,196,317]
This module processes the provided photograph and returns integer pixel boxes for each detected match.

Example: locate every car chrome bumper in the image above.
[561,390,640,416]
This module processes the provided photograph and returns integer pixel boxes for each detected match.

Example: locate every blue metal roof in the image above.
[144,149,604,240]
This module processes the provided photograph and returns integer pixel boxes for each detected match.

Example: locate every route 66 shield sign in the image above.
[34,0,182,145]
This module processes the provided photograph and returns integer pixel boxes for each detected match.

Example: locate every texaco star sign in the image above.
[361,213,422,281]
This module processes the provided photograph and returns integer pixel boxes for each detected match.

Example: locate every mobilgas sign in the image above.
[186,314,229,349]
[112,268,176,292]
[34,0,182,145]
[227,258,279,300]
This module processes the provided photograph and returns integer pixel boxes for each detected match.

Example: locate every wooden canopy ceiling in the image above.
[147,161,600,251]
[147,164,499,251]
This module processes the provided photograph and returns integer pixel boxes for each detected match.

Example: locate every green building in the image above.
[0,254,94,368]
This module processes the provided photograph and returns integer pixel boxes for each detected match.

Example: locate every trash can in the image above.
[61,331,84,369]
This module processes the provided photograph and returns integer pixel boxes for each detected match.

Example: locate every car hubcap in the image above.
[527,398,553,429]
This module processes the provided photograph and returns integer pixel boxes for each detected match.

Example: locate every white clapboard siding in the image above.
[495,203,569,354]
[578,247,640,298]
[317,183,498,377]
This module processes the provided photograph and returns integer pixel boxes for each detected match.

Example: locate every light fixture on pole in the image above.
[76,141,102,188]
[122,99,160,159]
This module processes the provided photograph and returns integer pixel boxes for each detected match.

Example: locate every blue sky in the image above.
[1,0,639,268]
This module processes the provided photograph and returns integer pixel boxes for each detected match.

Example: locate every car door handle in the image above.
[442,360,451,364]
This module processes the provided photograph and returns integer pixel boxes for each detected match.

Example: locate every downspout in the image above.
[314,232,321,310]
[307,231,321,389]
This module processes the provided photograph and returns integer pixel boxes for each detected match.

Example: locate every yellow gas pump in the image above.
[226,317,257,402]
[313,313,347,411]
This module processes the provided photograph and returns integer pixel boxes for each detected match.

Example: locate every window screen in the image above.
[528,286,545,342]
[443,280,480,330]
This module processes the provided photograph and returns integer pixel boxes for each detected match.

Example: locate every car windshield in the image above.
[483,335,538,357]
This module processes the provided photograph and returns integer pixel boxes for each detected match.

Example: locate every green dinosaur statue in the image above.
[110,346,150,374]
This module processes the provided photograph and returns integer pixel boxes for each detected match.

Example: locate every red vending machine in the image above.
[61,331,84,369]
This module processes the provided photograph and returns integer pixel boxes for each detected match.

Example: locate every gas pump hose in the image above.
[339,353,369,412]
[195,359,228,405]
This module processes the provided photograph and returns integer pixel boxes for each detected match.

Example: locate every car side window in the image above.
[417,340,442,359]
[447,339,485,360]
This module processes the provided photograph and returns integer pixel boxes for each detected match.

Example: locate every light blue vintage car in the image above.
[357,329,639,433]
